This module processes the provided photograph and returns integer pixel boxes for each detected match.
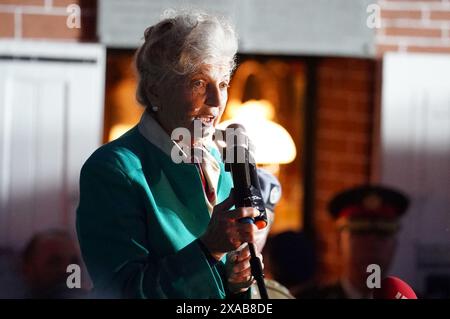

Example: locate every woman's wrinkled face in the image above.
[155,63,231,143]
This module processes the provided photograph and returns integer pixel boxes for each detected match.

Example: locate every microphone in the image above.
[373,276,418,299]
[223,123,269,299]
[223,123,268,229]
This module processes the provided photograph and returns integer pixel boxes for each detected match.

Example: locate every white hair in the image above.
[135,10,238,108]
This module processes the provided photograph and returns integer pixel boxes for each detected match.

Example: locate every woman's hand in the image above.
[226,245,264,294]
[199,192,260,261]
[253,227,269,254]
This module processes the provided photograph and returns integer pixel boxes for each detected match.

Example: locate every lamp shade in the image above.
[218,100,297,164]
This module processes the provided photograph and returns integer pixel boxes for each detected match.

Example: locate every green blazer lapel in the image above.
[161,158,211,223]
[146,142,211,238]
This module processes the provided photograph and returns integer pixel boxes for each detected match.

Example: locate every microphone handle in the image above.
[248,242,268,299]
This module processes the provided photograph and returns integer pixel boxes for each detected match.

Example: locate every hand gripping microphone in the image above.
[224,123,269,299]
[373,276,418,299]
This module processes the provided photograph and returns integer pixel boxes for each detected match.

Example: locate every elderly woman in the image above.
[76,11,263,299]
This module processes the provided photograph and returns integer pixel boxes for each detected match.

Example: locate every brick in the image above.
[377,44,401,55]
[53,0,97,10]
[315,166,368,180]
[317,96,349,112]
[348,93,372,106]
[384,27,442,37]
[315,174,369,187]
[318,104,371,122]
[0,0,44,5]
[349,102,372,115]
[318,81,370,95]
[316,134,347,147]
[381,10,422,19]
[320,58,371,72]
[22,13,82,39]
[407,45,450,53]
[320,69,350,83]
[317,128,368,142]
[317,160,368,175]
[318,135,370,156]
[321,160,368,173]
[317,116,370,134]
[0,12,14,37]
[346,139,370,155]
[317,117,370,136]
[318,64,370,80]
[319,91,368,106]
[430,10,450,21]
[321,91,372,107]
[316,179,364,197]
[52,0,80,6]
[318,95,372,114]
[316,149,368,165]
[317,108,349,122]
[316,137,348,154]
[316,175,367,190]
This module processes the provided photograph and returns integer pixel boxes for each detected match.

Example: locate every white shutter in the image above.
[380,53,450,293]
[0,41,105,249]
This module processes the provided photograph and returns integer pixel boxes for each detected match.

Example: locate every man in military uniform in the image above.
[298,185,409,299]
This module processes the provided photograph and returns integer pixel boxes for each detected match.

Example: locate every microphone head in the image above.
[373,276,418,299]
[225,123,247,132]
[223,123,256,164]
[225,123,248,148]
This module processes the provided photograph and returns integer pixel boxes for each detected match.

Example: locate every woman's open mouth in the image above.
[194,115,215,127]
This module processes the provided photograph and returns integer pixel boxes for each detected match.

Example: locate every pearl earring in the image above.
[151,105,159,112]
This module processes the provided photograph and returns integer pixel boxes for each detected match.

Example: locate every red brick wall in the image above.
[314,58,375,283]
[378,0,450,54]
[0,0,96,41]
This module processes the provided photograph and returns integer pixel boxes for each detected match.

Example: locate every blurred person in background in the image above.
[264,230,316,298]
[21,229,86,299]
[0,247,25,298]
[298,185,409,299]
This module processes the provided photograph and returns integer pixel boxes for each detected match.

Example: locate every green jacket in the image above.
[76,126,235,299]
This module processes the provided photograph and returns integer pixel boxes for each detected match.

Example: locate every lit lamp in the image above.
[218,99,297,173]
